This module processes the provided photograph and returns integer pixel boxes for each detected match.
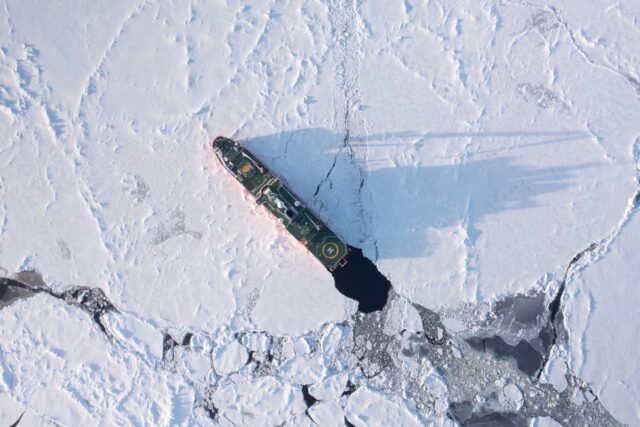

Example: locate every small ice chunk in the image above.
[309,372,349,401]
[321,324,346,359]
[532,416,563,426]
[281,355,325,385]
[213,341,248,376]
[544,354,568,391]
[572,388,585,405]
[294,337,312,355]
[384,297,423,335]
[281,339,296,359]
[346,387,423,426]
[241,332,271,353]
[102,312,163,362]
[308,400,345,425]
[180,351,212,383]
[499,383,524,410]
[442,317,467,334]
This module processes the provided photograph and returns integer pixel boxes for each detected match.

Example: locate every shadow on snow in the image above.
[242,128,593,260]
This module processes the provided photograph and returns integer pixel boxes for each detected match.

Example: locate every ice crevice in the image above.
[312,152,338,200]
[325,0,371,246]
[583,122,614,163]
[8,411,23,427]
[547,5,640,99]
[0,272,116,337]
[504,0,640,100]
[539,134,640,377]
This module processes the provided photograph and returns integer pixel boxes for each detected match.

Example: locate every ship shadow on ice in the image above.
[242,128,593,260]
[367,157,593,259]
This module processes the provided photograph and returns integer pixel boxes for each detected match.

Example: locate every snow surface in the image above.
[1,0,639,425]
[0,294,194,425]
[359,2,639,307]
[564,212,640,425]
[345,386,438,427]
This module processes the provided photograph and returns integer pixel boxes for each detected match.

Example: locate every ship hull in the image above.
[212,136,348,271]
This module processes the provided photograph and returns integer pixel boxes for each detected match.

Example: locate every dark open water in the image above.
[331,246,391,313]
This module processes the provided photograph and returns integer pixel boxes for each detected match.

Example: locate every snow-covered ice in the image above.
[346,386,424,427]
[563,210,640,424]
[0,294,194,425]
[1,0,638,425]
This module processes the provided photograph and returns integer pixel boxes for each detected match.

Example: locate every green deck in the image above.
[212,136,348,271]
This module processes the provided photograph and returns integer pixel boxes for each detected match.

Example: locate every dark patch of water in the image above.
[203,403,218,420]
[162,333,179,362]
[14,271,48,288]
[58,286,116,336]
[465,412,527,426]
[200,385,219,420]
[331,246,391,313]
[451,401,528,426]
[535,283,566,378]
[465,336,543,376]
[493,293,545,326]
[341,380,357,397]
[182,332,193,346]
[301,384,318,408]
[0,277,43,309]
[1,274,117,336]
